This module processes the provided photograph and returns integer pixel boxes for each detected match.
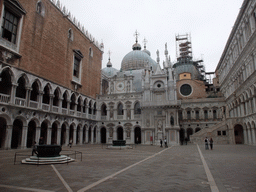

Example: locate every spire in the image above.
[165,43,168,56]
[156,49,160,64]
[107,50,112,67]
[143,37,148,49]
[132,30,141,50]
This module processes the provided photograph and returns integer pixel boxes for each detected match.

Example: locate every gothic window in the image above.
[53,89,60,106]
[179,111,183,120]
[93,103,96,115]
[101,104,107,116]
[16,77,26,99]
[88,101,92,114]
[77,97,82,112]
[73,57,81,78]
[204,110,208,119]
[89,47,93,57]
[42,85,50,104]
[134,102,141,114]
[70,94,76,110]
[83,99,87,113]
[30,82,39,101]
[117,103,123,115]
[187,111,191,120]
[1,9,19,44]
[73,50,83,82]
[170,116,174,125]
[0,69,12,95]
[62,92,68,108]
[213,110,217,119]
[68,28,73,41]
[195,110,199,120]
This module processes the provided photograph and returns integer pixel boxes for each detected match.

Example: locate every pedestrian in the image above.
[160,139,163,147]
[69,139,73,148]
[209,138,213,150]
[185,137,188,145]
[204,137,209,150]
[32,141,37,156]
[164,138,168,148]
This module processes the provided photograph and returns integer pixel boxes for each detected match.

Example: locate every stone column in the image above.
[243,128,248,144]
[85,127,89,143]
[249,14,256,32]
[65,128,70,146]
[73,128,77,146]
[5,125,13,149]
[21,126,28,149]
[79,128,83,145]
[47,127,52,145]
[57,128,61,145]
[131,128,134,144]
[252,97,256,113]
[247,128,252,145]
[141,130,144,144]
[67,100,71,115]
[124,128,127,141]
[49,94,54,112]
[124,107,127,120]
[85,105,89,119]
[131,108,134,120]
[114,109,117,120]
[107,109,110,121]
[90,128,94,143]
[10,84,17,104]
[106,128,110,144]
[113,128,117,140]
[26,88,32,107]
[240,103,245,116]
[58,98,63,113]
[38,91,44,109]
[251,128,256,145]
[35,127,41,144]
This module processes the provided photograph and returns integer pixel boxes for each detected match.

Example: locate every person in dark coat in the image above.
[160,139,163,147]
[209,138,213,150]
[32,141,37,156]
[205,137,209,150]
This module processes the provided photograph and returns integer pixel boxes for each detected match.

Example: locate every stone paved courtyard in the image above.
[0,144,255,192]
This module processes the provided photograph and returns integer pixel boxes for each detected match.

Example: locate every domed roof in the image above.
[102,59,118,77]
[142,48,151,56]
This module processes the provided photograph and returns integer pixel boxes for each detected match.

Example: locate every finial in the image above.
[143,37,148,49]
[156,49,160,63]
[134,30,140,43]
[165,43,168,56]
[107,50,112,61]
[107,49,112,67]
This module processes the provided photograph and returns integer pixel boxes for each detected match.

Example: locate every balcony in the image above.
[29,100,38,108]
[0,93,10,103]
[62,108,68,115]
[42,104,50,111]
[15,98,26,106]
[69,110,75,116]
[52,106,59,113]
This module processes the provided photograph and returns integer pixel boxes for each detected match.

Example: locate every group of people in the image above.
[204,137,213,150]
[160,139,168,148]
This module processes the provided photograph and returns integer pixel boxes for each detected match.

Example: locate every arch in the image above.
[70,93,76,110]
[88,100,92,114]
[62,91,69,108]
[77,96,83,112]
[42,84,51,104]
[69,123,76,143]
[234,124,244,144]
[0,117,7,148]
[93,126,97,143]
[117,102,124,115]
[93,102,97,115]
[0,68,13,95]
[76,125,81,144]
[100,127,107,143]
[11,119,23,148]
[30,80,40,101]
[53,87,61,106]
[40,120,48,144]
[83,98,87,113]
[61,123,67,146]
[179,128,185,144]
[51,121,58,145]
[134,102,141,114]
[83,124,87,143]
[187,128,193,141]
[134,126,141,144]
[88,126,92,142]
[195,127,201,133]
[16,76,27,99]
[117,127,123,140]
[26,120,37,148]
[170,116,174,126]
[101,103,107,116]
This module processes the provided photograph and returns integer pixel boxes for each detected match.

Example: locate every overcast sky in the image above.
[60,0,243,72]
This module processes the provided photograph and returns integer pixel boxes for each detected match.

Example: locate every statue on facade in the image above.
[157,120,163,132]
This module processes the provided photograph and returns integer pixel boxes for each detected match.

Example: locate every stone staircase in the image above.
[190,120,229,144]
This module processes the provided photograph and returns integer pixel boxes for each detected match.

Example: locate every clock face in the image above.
[116,82,124,91]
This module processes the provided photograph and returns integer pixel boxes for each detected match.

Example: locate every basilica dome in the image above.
[121,42,157,71]
[102,60,118,77]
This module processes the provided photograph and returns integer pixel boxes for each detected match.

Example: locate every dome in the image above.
[142,48,151,56]
[102,60,118,77]
[121,50,157,71]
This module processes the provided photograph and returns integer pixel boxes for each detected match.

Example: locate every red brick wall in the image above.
[17,0,102,98]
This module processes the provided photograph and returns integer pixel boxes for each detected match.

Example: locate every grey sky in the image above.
[60,0,243,72]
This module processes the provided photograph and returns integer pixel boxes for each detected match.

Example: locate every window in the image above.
[195,110,199,120]
[73,57,80,78]
[73,50,83,82]
[134,102,141,114]
[222,131,226,136]
[180,84,192,96]
[187,111,191,120]
[68,28,73,41]
[1,9,19,44]
[117,103,123,115]
[204,110,208,119]
[217,131,221,136]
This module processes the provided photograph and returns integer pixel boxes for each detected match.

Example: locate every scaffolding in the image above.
[176,33,192,61]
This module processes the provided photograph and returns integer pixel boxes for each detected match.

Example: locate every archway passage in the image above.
[134,127,141,144]
[0,117,7,148]
[11,119,23,149]
[61,124,66,146]
[187,128,193,141]
[234,124,244,144]
[27,120,36,148]
[40,121,48,144]
[101,127,106,143]
[88,127,91,142]
[51,123,58,145]
[117,127,123,140]
[179,128,185,144]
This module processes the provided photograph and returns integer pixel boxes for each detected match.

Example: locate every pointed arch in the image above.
[0,67,14,95]
[70,93,77,110]
[134,101,141,114]
[117,102,124,115]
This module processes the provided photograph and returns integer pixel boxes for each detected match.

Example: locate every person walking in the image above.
[164,138,168,148]
[160,139,163,147]
[209,138,213,150]
[205,137,209,150]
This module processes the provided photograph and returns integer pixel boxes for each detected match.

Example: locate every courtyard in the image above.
[0,144,255,192]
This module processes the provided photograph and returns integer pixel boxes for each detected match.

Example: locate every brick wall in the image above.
[17,0,102,98]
